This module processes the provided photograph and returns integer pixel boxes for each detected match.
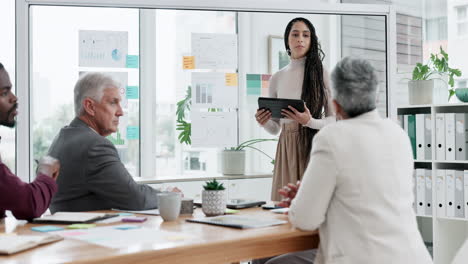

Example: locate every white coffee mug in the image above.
[157,192,182,221]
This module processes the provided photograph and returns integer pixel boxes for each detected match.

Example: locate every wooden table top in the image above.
[0,208,318,264]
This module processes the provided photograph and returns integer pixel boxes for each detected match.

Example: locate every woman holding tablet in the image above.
[255,17,335,201]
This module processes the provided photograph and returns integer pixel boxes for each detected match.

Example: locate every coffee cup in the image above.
[157,192,182,221]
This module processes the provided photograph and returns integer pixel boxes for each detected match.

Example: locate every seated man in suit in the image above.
[259,57,433,264]
[49,72,165,213]
[0,62,60,220]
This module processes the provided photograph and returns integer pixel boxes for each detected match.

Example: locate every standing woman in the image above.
[256,17,335,201]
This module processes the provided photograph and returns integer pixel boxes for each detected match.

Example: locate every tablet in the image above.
[194,199,266,209]
[258,97,305,118]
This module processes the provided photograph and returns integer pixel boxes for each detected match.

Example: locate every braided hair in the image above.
[283,17,328,166]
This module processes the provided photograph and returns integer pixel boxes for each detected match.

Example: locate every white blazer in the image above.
[289,110,432,264]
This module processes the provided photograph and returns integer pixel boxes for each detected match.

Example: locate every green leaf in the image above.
[449,89,456,101]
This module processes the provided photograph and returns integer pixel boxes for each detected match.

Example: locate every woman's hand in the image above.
[277,181,301,208]
[281,103,312,126]
[255,109,272,126]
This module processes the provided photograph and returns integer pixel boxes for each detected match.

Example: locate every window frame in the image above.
[16,0,396,181]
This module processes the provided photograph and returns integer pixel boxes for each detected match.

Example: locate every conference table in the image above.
[0,208,319,264]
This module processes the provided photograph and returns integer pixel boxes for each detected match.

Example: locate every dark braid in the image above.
[284,18,328,167]
[0,62,4,70]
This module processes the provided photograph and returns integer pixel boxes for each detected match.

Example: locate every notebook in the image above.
[186,215,287,229]
[33,212,118,224]
[0,235,63,255]
[194,199,266,209]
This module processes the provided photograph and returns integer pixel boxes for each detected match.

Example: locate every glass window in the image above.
[155,10,236,178]
[457,6,467,20]
[0,0,16,172]
[31,6,140,176]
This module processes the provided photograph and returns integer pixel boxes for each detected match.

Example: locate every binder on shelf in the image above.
[445,113,456,161]
[436,170,446,217]
[412,170,417,213]
[398,115,404,129]
[446,169,456,217]
[425,169,433,216]
[435,113,446,160]
[455,113,468,160]
[408,115,417,159]
[424,114,432,160]
[416,169,426,216]
[416,114,425,160]
[464,170,468,219]
[455,170,465,218]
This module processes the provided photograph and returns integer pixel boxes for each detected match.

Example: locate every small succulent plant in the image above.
[203,179,225,191]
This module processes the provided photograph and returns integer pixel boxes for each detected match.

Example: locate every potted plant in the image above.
[409,46,461,104]
[202,179,226,216]
[222,139,277,175]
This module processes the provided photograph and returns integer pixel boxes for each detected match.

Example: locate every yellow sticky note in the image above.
[225,73,238,86]
[183,56,195,70]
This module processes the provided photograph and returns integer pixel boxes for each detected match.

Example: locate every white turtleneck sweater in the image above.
[262,57,336,135]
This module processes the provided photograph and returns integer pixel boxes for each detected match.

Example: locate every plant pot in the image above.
[455,88,468,102]
[221,150,245,175]
[408,79,447,105]
[202,190,226,216]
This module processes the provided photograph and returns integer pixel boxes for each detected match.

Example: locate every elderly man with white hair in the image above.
[261,57,433,264]
[48,72,163,213]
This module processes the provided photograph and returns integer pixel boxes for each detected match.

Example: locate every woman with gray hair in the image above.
[331,56,379,119]
[274,56,433,264]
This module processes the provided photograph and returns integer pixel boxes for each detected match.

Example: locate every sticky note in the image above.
[67,224,96,229]
[126,55,139,68]
[225,208,239,214]
[166,235,189,241]
[31,226,64,232]
[126,86,139,99]
[118,213,134,216]
[114,225,141,230]
[183,56,195,70]
[127,126,139,140]
[225,73,238,86]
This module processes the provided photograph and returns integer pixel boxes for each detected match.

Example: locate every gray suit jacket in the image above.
[49,118,159,213]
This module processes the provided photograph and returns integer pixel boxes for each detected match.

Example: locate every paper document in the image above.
[187,215,287,229]
[191,111,237,148]
[79,30,128,68]
[0,235,62,255]
[50,225,193,249]
[191,33,237,69]
[192,72,238,109]
[33,212,116,224]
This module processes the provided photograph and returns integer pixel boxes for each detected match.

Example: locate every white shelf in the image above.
[398,103,468,109]
[436,216,468,222]
[434,160,468,164]
[397,104,432,109]
[416,215,433,219]
[413,160,468,164]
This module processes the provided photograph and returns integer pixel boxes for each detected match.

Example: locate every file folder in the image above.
[455,170,465,218]
[445,113,456,161]
[435,113,445,160]
[425,169,433,216]
[436,170,446,217]
[413,170,417,213]
[424,114,432,160]
[464,170,468,219]
[446,169,456,217]
[455,113,468,160]
[416,114,425,160]
[408,115,417,160]
[398,115,404,129]
[416,169,426,216]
